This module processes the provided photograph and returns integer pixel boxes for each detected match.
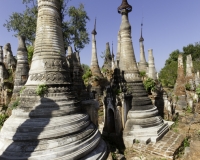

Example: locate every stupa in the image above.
[138,23,148,72]
[102,42,112,72]
[12,36,29,96]
[147,49,157,80]
[117,0,169,147]
[90,19,103,78]
[0,0,107,159]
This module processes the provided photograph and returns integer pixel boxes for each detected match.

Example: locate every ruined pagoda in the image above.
[0,0,107,159]
[90,19,103,78]
[117,0,169,147]
[102,42,112,72]
[148,49,157,80]
[138,23,148,72]
[12,36,29,96]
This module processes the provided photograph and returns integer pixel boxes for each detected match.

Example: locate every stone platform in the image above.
[131,131,185,159]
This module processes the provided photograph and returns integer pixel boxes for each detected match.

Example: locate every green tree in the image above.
[81,64,90,75]
[3,0,90,52]
[159,61,178,88]
[143,78,156,94]
[27,45,34,65]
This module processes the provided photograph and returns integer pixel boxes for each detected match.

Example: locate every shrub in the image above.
[11,98,20,109]
[36,84,48,96]
[0,114,9,129]
[196,85,200,97]
[185,83,191,90]
[143,78,156,93]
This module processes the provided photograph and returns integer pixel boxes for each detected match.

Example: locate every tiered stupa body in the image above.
[12,36,29,96]
[117,0,168,147]
[90,19,103,78]
[138,24,148,72]
[0,0,107,159]
[148,49,157,80]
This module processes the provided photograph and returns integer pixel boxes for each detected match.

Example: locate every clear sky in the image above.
[0,0,200,72]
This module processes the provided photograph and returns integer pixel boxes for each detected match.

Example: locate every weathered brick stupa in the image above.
[102,42,112,73]
[117,0,169,147]
[147,49,157,80]
[0,0,107,159]
[174,54,187,110]
[138,24,148,72]
[12,36,29,96]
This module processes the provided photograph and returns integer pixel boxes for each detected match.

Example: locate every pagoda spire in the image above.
[91,18,97,35]
[90,18,103,78]
[138,22,148,72]
[139,23,144,42]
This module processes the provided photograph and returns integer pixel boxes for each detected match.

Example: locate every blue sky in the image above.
[0,0,200,72]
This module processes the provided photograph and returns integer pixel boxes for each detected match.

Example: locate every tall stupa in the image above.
[0,0,107,159]
[117,0,169,147]
[138,23,148,72]
[90,19,103,78]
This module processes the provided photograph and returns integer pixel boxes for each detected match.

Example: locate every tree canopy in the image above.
[159,42,200,88]
[3,0,90,52]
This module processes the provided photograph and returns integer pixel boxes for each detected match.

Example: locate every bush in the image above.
[143,78,156,93]
[11,98,20,109]
[0,113,9,128]
[196,85,200,97]
[36,84,48,96]
[185,83,191,90]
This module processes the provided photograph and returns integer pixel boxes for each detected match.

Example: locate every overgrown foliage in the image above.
[159,43,200,88]
[143,78,156,94]
[36,84,48,96]
[82,69,92,85]
[81,64,90,75]
[196,84,200,97]
[0,114,9,129]
[27,45,34,65]
[11,98,20,109]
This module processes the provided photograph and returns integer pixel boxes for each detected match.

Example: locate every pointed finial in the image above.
[91,18,97,35]
[118,0,132,13]
[139,22,144,42]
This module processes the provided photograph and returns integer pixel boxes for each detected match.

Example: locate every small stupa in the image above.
[138,23,148,72]
[147,49,157,80]
[12,36,29,96]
